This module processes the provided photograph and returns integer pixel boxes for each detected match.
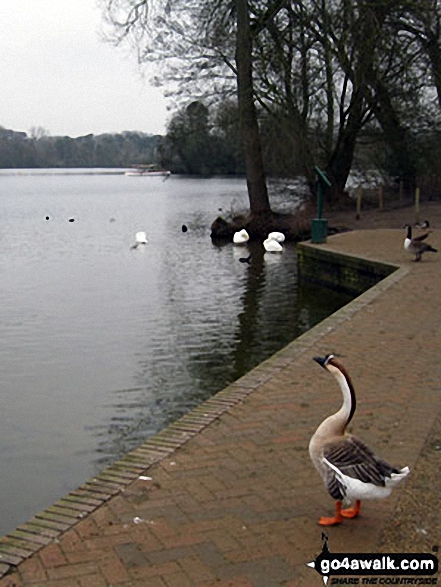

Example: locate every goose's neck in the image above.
[317,367,356,437]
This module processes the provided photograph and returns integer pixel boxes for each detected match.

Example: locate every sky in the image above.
[0,0,169,137]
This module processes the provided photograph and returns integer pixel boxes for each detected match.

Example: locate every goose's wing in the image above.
[412,232,429,242]
[323,435,398,488]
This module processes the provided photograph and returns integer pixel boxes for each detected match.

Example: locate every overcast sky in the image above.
[0,0,169,137]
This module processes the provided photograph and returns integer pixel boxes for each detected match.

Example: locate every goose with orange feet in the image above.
[309,354,410,526]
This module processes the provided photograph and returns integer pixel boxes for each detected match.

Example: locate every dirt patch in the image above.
[326,199,441,232]
[378,410,441,554]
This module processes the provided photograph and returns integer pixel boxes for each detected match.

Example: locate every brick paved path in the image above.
[1,229,440,587]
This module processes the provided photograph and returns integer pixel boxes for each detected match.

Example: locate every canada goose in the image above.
[233,229,250,245]
[309,354,409,526]
[267,231,285,243]
[263,238,283,253]
[414,220,430,229]
[404,224,437,261]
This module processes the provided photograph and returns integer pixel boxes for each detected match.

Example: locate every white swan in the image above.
[267,231,285,243]
[135,231,148,244]
[233,229,250,245]
[131,231,148,249]
[263,238,283,253]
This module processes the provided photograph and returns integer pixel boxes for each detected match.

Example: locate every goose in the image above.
[309,354,409,526]
[414,220,430,229]
[263,237,283,252]
[267,231,285,243]
[404,224,437,262]
[233,229,250,245]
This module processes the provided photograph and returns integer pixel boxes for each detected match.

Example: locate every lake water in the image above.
[0,171,352,536]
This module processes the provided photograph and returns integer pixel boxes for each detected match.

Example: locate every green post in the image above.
[311,166,331,244]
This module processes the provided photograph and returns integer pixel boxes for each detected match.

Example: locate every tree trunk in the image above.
[425,37,441,110]
[368,80,416,194]
[235,0,271,217]
[324,1,381,203]
[325,86,365,202]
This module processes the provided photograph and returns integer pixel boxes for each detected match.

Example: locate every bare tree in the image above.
[235,0,271,216]
[102,0,271,220]
[102,0,441,205]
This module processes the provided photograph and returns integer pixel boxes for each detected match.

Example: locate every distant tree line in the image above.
[0,108,309,177]
[0,126,160,169]
[4,109,441,200]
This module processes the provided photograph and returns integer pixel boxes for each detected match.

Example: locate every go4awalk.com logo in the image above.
[307,534,438,585]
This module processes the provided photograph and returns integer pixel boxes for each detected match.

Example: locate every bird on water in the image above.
[309,354,409,526]
[267,231,285,243]
[403,224,437,262]
[263,237,283,253]
[233,229,250,245]
[131,231,148,249]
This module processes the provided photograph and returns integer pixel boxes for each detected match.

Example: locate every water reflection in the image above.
[93,239,352,469]
[4,174,334,535]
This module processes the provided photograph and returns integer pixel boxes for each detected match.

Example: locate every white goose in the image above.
[404,224,437,262]
[309,354,409,526]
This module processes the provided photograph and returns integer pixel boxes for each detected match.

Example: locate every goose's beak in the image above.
[313,356,327,368]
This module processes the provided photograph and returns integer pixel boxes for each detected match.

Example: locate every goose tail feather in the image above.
[386,466,410,487]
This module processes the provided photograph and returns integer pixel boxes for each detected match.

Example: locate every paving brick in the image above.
[46,561,97,581]
[128,578,166,587]
[162,571,194,587]
[72,519,99,541]
[77,575,107,587]
[38,543,67,568]
[18,556,47,582]
[59,531,85,555]
[129,561,181,580]
[197,578,254,587]
[98,555,130,584]
[178,556,216,582]
[26,581,79,587]
[64,550,107,566]
[0,572,21,587]
[113,543,148,568]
